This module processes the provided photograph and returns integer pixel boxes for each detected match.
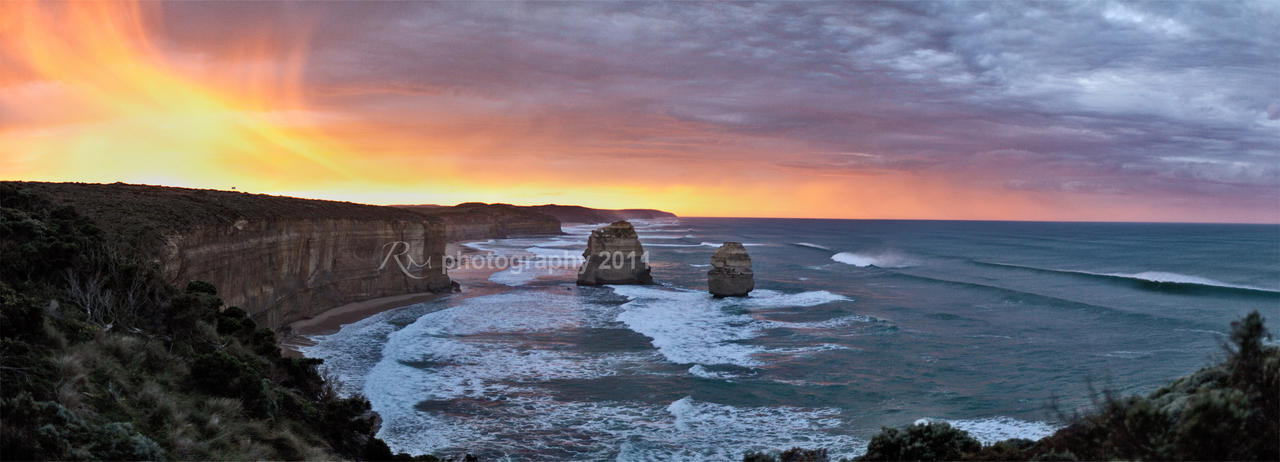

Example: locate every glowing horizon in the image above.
[2,2,1277,223]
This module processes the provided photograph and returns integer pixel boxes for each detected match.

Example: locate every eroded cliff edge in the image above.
[393,202,679,241]
[5,182,454,328]
[396,202,562,241]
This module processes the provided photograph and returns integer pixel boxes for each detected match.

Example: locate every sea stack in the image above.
[577,221,653,285]
[708,242,754,297]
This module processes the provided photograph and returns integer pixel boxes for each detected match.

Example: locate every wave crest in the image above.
[975,261,1279,295]
[929,417,1059,445]
[831,252,915,268]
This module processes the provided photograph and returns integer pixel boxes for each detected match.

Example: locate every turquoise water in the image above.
[299,219,1280,460]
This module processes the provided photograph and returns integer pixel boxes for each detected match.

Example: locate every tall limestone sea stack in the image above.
[577,221,653,285]
[708,242,754,297]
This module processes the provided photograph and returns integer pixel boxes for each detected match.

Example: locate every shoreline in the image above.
[281,291,448,357]
[281,241,505,357]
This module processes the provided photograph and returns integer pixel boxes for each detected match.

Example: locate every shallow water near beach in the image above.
[299,218,1280,460]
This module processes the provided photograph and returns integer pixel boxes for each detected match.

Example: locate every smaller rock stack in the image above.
[577,221,653,285]
[707,242,754,297]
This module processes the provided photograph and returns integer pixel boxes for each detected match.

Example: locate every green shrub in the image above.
[743,447,831,462]
[862,422,981,461]
[165,285,221,338]
[967,438,1034,461]
[0,393,164,461]
[1175,388,1254,460]
[190,350,250,397]
[781,447,831,461]
[1033,310,1279,461]
[185,280,218,296]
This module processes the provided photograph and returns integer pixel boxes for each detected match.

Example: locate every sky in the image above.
[1,1,1277,222]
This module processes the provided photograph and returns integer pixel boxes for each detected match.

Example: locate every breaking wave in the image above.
[974,261,1279,296]
[831,251,915,268]
[793,242,832,251]
[915,417,1058,445]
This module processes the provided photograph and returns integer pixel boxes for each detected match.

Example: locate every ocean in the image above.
[298,218,1280,460]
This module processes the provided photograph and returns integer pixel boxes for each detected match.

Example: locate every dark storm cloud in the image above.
[162,1,1280,208]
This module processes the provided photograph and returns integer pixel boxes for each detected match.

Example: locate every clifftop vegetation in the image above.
[0,183,449,460]
[3,181,438,247]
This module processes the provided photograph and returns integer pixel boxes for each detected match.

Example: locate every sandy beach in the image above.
[282,241,507,356]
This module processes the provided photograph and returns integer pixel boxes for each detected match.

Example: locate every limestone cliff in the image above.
[577,221,653,285]
[7,182,455,328]
[527,204,676,224]
[708,242,754,297]
[397,203,562,242]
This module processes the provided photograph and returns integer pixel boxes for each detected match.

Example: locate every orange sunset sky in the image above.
[1,2,1277,222]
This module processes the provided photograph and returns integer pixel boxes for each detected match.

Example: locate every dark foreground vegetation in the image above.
[746,310,1279,461]
[0,184,458,460]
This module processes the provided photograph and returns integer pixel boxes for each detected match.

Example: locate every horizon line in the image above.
[5,179,1277,226]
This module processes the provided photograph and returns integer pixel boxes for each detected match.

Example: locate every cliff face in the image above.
[162,217,453,328]
[397,203,561,241]
[7,182,454,328]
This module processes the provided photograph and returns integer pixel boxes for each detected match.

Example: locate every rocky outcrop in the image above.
[526,204,676,224]
[708,242,754,297]
[8,182,455,328]
[396,203,561,242]
[577,221,653,285]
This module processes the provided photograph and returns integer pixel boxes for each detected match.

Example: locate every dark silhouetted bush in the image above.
[743,447,831,462]
[1032,309,1278,461]
[862,421,981,461]
[165,284,221,338]
[0,393,164,461]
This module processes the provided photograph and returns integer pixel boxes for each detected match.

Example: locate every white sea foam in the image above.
[643,397,864,460]
[522,237,585,248]
[1174,328,1226,337]
[935,417,1059,445]
[641,234,693,240]
[614,287,767,366]
[460,239,497,251]
[701,241,766,247]
[353,292,665,453]
[1099,350,1155,359]
[794,242,832,251]
[561,224,601,235]
[831,251,915,268]
[748,289,852,308]
[297,307,412,395]
[1103,271,1275,292]
[488,265,540,286]
[688,365,739,380]
[768,315,872,330]
[610,285,851,367]
[630,220,683,229]
[380,393,864,460]
[305,270,866,459]
[524,246,585,260]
